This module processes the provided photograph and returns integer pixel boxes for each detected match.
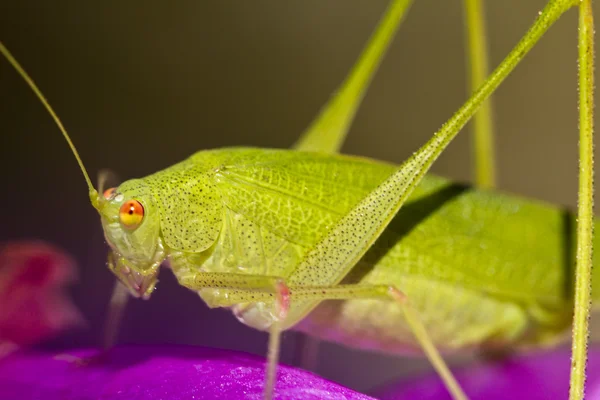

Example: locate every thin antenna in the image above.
[0,41,99,206]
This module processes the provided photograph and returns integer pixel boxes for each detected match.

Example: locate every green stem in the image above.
[569,1,595,399]
[293,0,414,153]
[463,0,496,189]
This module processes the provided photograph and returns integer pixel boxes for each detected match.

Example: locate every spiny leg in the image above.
[285,3,577,395]
[570,1,595,399]
[462,0,496,189]
[179,273,465,399]
[292,0,414,371]
[291,0,573,385]
[177,272,297,400]
[283,283,468,400]
[285,0,580,312]
[291,0,414,369]
[264,281,289,400]
[462,0,594,395]
[102,280,130,351]
[179,272,289,400]
[265,320,283,400]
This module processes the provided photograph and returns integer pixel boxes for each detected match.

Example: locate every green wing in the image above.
[212,147,582,311]
[362,182,571,309]
[213,148,395,248]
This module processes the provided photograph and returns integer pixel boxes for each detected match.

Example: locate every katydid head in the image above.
[100,179,165,299]
[0,42,167,299]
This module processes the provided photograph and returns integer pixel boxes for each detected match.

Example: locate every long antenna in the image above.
[0,41,99,204]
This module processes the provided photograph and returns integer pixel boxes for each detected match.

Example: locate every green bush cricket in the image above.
[0,0,596,399]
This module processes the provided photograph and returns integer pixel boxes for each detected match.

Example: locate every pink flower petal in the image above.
[0,241,84,347]
[0,345,375,400]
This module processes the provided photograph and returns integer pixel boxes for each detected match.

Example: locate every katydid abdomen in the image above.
[122,146,579,357]
[297,168,577,356]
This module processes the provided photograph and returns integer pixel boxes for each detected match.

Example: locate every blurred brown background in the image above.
[0,0,594,394]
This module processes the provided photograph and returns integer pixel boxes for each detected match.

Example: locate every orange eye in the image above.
[119,200,144,230]
[103,187,117,200]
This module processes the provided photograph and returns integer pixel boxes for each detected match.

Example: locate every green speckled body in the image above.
[1,2,589,396]
[121,147,588,356]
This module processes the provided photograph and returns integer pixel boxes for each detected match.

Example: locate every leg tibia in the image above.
[181,270,468,400]
[282,283,467,400]
[103,280,129,350]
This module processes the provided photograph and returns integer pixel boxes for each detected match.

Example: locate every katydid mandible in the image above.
[0,0,596,399]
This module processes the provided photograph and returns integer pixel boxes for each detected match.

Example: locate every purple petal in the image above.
[0,344,375,400]
[371,348,600,400]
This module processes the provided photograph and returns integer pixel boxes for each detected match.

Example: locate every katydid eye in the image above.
[103,187,117,200]
[119,200,144,230]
